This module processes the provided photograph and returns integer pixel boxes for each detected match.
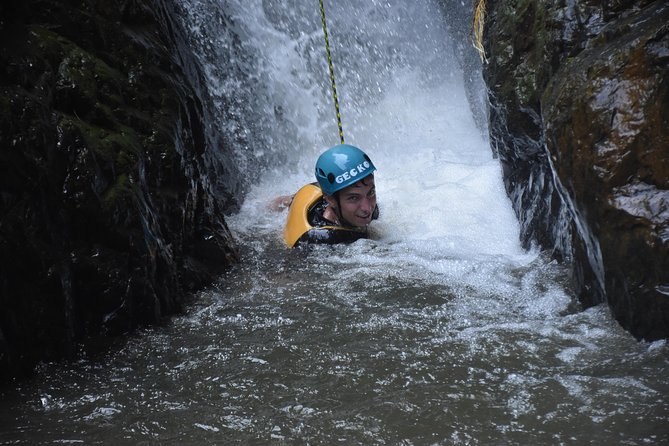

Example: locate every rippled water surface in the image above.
[2,0,668,444]
[1,241,668,444]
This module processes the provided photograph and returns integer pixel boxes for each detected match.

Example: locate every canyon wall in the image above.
[482,0,668,340]
[0,0,239,380]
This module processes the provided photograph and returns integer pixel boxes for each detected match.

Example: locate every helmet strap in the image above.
[324,193,346,226]
[334,195,356,228]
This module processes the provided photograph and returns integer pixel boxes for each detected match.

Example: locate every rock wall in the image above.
[0,0,239,381]
[482,0,668,339]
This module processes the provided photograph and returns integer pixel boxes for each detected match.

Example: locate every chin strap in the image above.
[333,195,354,227]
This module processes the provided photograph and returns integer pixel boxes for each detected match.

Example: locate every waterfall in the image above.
[176,0,527,268]
[1,2,665,444]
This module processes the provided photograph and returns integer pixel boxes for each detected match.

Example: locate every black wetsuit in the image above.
[296,198,371,246]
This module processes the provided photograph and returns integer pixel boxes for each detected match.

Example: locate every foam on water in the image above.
[2,2,667,445]
[224,0,536,291]
[209,14,669,439]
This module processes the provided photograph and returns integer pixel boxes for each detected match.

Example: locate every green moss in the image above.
[101,172,133,209]
[515,68,540,105]
[491,0,551,107]
[58,113,141,172]
[29,26,67,64]
[0,94,10,116]
[31,25,124,107]
[32,26,122,77]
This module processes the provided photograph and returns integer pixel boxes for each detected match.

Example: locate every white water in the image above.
[1,1,667,444]
[207,2,668,442]
[224,0,532,265]
[219,0,558,327]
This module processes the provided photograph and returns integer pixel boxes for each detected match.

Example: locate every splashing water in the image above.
[1,1,667,444]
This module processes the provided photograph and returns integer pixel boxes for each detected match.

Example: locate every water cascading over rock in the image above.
[481,0,669,339]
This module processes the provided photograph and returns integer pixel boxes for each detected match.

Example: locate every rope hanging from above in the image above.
[319,0,345,144]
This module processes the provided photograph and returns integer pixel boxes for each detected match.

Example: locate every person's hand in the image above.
[268,195,293,211]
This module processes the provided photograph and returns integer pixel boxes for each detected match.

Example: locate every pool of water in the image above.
[1,0,667,444]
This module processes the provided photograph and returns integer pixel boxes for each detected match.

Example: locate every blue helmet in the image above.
[315,144,376,196]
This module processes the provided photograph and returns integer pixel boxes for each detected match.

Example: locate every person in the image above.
[277,144,379,247]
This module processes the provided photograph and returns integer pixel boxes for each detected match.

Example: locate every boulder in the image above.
[482,0,668,339]
[0,0,239,380]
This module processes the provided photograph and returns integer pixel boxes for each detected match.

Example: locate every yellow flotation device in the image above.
[283,184,367,248]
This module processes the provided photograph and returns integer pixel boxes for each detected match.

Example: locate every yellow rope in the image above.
[472,0,487,63]
[319,0,345,144]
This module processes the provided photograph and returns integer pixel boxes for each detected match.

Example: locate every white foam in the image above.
[221,0,538,288]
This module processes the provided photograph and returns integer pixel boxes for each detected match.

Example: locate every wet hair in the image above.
[359,174,374,186]
[333,174,375,198]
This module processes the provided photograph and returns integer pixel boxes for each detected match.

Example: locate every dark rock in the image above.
[0,0,239,382]
[482,0,669,339]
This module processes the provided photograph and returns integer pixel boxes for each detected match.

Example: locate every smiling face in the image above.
[325,174,377,228]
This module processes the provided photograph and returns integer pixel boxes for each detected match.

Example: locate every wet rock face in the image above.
[483,0,669,339]
[0,0,238,379]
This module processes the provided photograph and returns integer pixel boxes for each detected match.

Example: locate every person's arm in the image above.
[268,195,293,211]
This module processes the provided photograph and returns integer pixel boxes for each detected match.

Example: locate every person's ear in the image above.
[324,194,337,208]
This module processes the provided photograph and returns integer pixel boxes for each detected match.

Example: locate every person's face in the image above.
[330,175,376,228]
